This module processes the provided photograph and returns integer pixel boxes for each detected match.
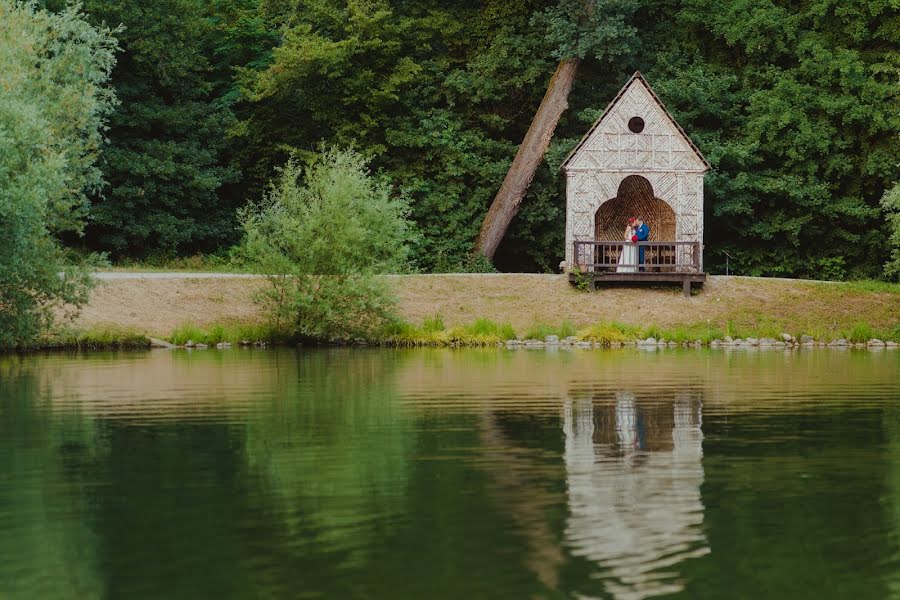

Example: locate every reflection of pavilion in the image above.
[563,392,708,600]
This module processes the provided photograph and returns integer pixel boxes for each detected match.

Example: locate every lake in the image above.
[2,347,899,599]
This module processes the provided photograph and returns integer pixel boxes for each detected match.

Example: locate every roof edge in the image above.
[559,71,711,172]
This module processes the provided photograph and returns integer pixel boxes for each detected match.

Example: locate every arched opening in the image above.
[594,175,676,242]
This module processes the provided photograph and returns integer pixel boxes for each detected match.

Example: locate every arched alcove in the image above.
[593,175,676,242]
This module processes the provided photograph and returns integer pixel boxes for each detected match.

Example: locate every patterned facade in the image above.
[561,72,709,270]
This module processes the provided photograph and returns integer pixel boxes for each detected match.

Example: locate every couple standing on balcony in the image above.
[617,217,650,273]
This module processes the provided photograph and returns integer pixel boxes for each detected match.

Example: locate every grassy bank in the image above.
[46,274,898,350]
[23,325,152,351]
[17,315,898,353]
[152,315,900,349]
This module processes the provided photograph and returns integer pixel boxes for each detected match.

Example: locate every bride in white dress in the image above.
[617,220,638,273]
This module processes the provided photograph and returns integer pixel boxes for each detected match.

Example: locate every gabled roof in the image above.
[560,71,711,171]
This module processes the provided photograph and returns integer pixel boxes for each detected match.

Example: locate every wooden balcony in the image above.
[570,241,706,297]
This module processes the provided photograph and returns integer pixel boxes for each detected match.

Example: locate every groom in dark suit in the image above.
[631,217,650,270]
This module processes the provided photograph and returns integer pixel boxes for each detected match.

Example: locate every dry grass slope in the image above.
[73,274,899,340]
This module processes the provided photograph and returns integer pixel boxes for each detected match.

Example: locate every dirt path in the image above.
[75,274,899,338]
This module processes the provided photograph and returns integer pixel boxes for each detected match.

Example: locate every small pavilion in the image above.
[561,72,710,295]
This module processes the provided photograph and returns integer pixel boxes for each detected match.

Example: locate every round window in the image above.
[628,116,645,133]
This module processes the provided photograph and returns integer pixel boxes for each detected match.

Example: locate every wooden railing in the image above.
[573,241,703,273]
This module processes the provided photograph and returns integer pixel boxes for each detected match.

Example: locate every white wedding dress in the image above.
[617,228,638,273]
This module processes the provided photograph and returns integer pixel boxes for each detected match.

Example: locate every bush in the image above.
[237,148,417,341]
[0,2,118,349]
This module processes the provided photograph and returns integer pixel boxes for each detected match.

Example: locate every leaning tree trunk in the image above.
[475,57,580,260]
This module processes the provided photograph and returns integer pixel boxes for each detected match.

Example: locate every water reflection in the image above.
[2,349,899,599]
[563,390,708,599]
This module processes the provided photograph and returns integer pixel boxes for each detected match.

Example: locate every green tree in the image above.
[79,0,242,259]
[882,183,900,281]
[0,1,117,348]
[237,148,416,340]
[638,0,899,279]
[237,0,576,271]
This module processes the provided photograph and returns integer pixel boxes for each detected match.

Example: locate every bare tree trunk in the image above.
[475,57,580,260]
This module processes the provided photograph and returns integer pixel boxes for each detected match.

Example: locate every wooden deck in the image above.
[570,241,706,297]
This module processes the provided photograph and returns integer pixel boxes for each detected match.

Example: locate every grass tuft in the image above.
[38,325,150,350]
[644,323,727,344]
[524,320,577,340]
[577,322,641,345]
[447,318,516,345]
[168,322,280,345]
[843,322,878,343]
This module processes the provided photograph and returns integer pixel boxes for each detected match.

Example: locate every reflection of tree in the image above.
[479,411,566,593]
[0,350,418,598]
[0,358,103,600]
[239,349,415,572]
[563,391,708,600]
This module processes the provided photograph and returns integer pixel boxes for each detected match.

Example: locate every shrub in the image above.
[237,148,417,341]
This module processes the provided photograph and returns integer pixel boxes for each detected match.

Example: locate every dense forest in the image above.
[50,0,900,277]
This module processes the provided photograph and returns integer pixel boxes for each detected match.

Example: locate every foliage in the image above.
[641,0,899,279]
[569,265,591,291]
[106,253,236,273]
[432,252,498,274]
[0,1,117,348]
[34,0,900,280]
[881,184,900,281]
[532,0,639,62]
[77,0,245,259]
[237,148,415,340]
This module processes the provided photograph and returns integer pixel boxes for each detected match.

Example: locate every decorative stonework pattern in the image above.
[563,75,708,271]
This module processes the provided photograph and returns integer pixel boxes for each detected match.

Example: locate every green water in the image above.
[2,348,900,599]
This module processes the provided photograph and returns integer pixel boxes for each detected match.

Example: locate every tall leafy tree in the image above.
[475,0,639,260]
[238,0,568,269]
[0,1,117,347]
[49,0,900,278]
[80,0,241,259]
[637,0,899,278]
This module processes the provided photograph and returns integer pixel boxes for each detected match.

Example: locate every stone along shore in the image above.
[503,334,898,350]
